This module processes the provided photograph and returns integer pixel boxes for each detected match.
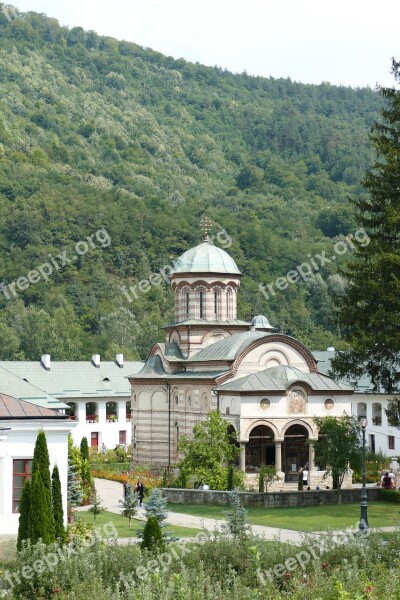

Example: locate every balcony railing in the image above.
[86,414,98,423]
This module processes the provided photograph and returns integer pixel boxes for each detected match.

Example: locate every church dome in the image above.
[251,314,274,331]
[173,239,241,275]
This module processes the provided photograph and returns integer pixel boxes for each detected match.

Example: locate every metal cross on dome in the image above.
[200,215,213,241]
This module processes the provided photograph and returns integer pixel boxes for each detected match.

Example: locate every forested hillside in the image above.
[0,5,383,359]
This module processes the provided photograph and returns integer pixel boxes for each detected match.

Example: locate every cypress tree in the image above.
[80,437,89,462]
[227,465,234,491]
[52,465,66,544]
[30,431,55,543]
[32,431,51,491]
[141,516,165,553]
[28,471,54,544]
[17,480,31,550]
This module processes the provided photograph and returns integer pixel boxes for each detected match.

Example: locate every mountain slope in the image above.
[0,5,383,358]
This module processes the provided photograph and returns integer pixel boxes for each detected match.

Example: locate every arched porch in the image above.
[282,423,311,482]
[245,424,276,470]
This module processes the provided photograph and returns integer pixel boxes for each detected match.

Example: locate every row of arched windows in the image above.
[180,287,234,320]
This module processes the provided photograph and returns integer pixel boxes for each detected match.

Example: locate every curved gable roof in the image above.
[187,331,268,362]
[218,364,353,393]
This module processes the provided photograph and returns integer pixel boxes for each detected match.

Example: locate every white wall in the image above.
[0,420,75,535]
[66,397,132,450]
[352,393,400,458]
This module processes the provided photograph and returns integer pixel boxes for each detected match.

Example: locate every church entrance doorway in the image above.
[246,425,275,470]
[283,424,309,482]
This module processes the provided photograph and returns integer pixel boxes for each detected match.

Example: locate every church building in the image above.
[128,236,355,487]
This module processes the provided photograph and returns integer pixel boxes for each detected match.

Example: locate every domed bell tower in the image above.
[165,231,250,357]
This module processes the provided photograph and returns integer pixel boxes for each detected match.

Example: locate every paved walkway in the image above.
[86,478,400,545]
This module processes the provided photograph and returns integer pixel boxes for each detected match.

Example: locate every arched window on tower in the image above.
[186,291,189,318]
[226,288,232,319]
[199,291,204,319]
[214,289,220,319]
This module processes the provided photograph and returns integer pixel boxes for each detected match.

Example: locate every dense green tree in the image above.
[30,431,55,542]
[28,471,55,544]
[313,416,362,492]
[141,516,165,553]
[31,431,51,490]
[52,465,66,544]
[16,480,31,551]
[331,60,400,392]
[80,437,89,461]
[178,411,240,490]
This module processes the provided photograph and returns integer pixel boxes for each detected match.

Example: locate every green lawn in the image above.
[166,502,400,532]
[76,510,200,538]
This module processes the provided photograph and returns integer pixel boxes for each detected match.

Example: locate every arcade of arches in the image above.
[240,422,318,481]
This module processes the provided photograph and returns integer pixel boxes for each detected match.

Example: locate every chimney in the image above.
[41,354,51,371]
[327,346,335,352]
[116,353,124,368]
[92,354,100,368]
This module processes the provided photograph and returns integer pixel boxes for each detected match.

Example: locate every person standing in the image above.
[389,468,396,489]
[302,467,309,487]
[383,472,392,489]
[136,480,145,506]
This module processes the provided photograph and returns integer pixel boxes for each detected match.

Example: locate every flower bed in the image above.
[91,467,162,491]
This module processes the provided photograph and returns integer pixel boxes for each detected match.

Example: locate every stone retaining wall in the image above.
[162,487,380,507]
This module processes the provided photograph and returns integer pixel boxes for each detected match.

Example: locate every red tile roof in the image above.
[0,393,64,419]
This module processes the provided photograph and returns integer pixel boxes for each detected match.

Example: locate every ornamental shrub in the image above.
[141,516,165,553]
[17,479,31,550]
[52,465,66,544]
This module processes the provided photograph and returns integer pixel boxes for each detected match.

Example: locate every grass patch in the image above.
[77,510,200,538]
[166,502,400,531]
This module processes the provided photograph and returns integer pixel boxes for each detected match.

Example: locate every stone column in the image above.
[77,400,86,424]
[239,442,246,472]
[309,440,316,471]
[97,399,106,423]
[275,440,282,472]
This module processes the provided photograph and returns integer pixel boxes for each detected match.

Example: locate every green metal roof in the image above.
[187,330,270,362]
[0,366,68,409]
[251,314,275,331]
[131,355,227,380]
[0,361,144,399]
[173,240,241,275]
[218,365,353,393]
[312,351,373,392]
